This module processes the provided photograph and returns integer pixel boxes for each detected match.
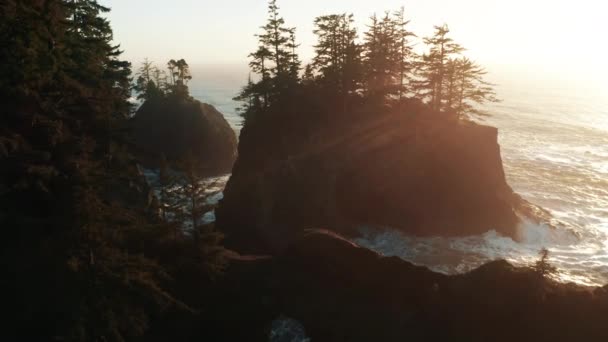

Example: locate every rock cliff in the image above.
[132,97,237,176]
[217,103,528,254]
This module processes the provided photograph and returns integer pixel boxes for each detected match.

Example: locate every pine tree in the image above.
[392,7,416,104]
[234,74,264,124]
[447,57,498,119]
[175,155,226,276]
[341,19,362,107]
[414,24,464,111]
[249,45,273,108]
[534,247,558,278]
[287,29,302,85]
[134,58,194,101]
[234,0,300,121]
[312,14,361,95]
[259,0,294,87]
[136,58,154,91]
[302,64,316,85]
[313,14,345,88]
[134,58,165,100]
[362,14,380,98]
[152,66,168,91]
[311,13,362,113]
[167,58,192,98]
[1,1,195,340]
[362,13,401,102]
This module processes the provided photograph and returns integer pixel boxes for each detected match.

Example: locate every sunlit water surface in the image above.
[189,67,608,286]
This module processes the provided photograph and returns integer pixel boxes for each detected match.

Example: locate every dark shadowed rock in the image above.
[217,102,533,254]
[216,230,608,341]
[132,97,237,176]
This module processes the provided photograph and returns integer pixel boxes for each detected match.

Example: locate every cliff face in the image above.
[132,97,237,176]
[217,104,524,254]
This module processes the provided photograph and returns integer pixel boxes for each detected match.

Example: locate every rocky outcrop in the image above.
[214,230,608,342]
[132,97,237,176]
[217,102,527,254]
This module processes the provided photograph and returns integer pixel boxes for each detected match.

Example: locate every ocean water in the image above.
[189,67,608,286]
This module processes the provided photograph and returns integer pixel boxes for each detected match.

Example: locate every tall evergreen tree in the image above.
[174,155,226,275]
[1,2,209,340]
[392,7,416,103]
[287,29,302,84]
[311,13,362,113]
[167,58,192,98]
[414,24,464,111]
[362,13,402,102]
[234,0,300,120]
[152,66,168,91]
[312,14,361,95]
[301,63,316,85]
[249,46,273,108]
[444,57,498,118]
[133,58,194,101]
[134,58,164,100]
[259,0,294,85]
[234,74,264,124]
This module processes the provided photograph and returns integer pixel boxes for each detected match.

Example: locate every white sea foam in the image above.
[141,168,228,229]
[355,220,607,286]
[269,316,310,342]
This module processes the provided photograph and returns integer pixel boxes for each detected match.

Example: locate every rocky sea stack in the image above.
[217,101,536,254]
[132,97,237,176]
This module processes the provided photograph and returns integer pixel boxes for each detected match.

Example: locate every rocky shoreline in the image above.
[210,230,608,342]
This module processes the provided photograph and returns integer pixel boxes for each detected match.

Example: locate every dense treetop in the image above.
[134,58,194,101]
[235,1,498,123]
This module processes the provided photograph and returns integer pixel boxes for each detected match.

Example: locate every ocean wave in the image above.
[355,220,607,286]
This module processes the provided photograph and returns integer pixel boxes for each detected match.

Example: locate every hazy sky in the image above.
[103,0,606,86]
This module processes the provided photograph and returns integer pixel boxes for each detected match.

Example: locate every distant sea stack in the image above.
[216,101,534,254]
[132,97,237,176]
